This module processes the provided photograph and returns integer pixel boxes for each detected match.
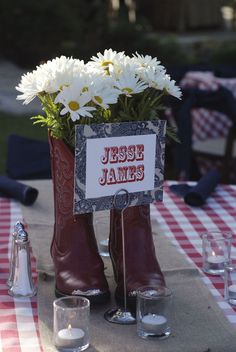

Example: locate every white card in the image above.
[85,134,156,199]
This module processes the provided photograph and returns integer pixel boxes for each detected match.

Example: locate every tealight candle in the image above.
[141,314,167,334]
[205,253,225,273]
[207,255,225,264]
[228,284,236,299]
[57,325,85,349]
[202,231,232,275]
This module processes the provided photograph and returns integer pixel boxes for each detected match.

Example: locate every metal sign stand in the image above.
[104,189,136,325]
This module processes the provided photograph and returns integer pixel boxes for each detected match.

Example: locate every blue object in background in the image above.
[170,169,221,206]
[6,134,51,180]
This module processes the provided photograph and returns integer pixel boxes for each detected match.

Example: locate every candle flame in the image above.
[68,324,72,330]
[212,251,216,256]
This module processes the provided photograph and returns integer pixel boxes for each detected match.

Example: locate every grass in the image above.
[0,112,48,174]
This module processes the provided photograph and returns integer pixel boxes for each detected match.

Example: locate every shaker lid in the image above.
[14,221,24,234]
[17,229,28,242]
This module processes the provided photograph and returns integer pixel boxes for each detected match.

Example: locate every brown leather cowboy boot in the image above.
[49,134,110,304]
[110,204,165,306]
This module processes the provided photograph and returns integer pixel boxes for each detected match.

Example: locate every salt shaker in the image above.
[8,228,37,298]
[7,221,24,287]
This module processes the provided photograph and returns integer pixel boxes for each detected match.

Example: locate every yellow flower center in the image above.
[94,96,103,104]
[122,87,133,94]
[82,86,89,92]
[101,60,113,67]
[68,101,80,111]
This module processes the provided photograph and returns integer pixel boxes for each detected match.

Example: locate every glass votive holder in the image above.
[94,214,109,257]
[202,230,232,275]
[53,296,90,351]
[224,264,236,306]
[136,285,173,340]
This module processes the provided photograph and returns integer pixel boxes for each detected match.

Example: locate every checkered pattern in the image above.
[173,71,236,178]
[151,181,236,328]
[191,108,232,143]
[0,198,43,351]
[180,71,236,143]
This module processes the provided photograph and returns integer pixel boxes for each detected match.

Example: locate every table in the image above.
[151,181,236,328]
[0,198,42,352]
[3,180,236,351]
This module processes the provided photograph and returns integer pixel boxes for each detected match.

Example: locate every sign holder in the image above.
[104,188,136,325]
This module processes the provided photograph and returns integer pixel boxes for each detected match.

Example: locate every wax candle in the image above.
[207,255,225,264]
[228,284,236,299]
[206,253,225,272]
[141,314,167,334]
[57,325,85,349]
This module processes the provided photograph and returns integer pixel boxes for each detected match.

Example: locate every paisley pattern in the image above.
[74,120,166,214]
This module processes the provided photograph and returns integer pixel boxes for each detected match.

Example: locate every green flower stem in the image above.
[150,91,165,108]
[32,85,178,148]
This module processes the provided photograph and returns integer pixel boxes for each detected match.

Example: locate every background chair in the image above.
[192,121,236,183]
[171,86,236,183]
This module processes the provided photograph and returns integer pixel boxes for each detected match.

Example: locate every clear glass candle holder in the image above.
[202,230,232,275]
[136,285,173,340]
[224,264,236,306]
[53,296,90,351]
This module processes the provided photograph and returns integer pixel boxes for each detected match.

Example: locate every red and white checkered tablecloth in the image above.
[0,198,43,352]
[151,181,236,328]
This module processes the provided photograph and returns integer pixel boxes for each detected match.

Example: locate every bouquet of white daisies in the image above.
[16,49,181,148]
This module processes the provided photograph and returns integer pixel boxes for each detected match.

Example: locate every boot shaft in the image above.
[109,203,165,299]
[48,133,109,298]
[110,204,155,261]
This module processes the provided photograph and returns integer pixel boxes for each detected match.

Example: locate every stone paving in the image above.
[0,59,41,115]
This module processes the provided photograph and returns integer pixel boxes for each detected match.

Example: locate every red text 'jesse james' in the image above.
[99,144,145,185]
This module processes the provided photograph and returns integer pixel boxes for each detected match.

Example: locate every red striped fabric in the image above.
[0,198,43,351]
[151,181,236,327]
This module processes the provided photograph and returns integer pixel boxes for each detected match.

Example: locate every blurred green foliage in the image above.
[1,0,108,67]
[1,0,189,68]
[1,1,236,69]
[211,41,236,64]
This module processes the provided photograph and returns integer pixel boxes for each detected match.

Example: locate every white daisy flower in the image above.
[88,75,118,109]
[39,56,85,93]
[89,49,125,75]
[141,67,166,91]
[55,85,95,122]
[16,69,47,104]
[163,75,182,99]
[132,52,162,69]
[132,53,166,77]
[115,66,148,97]
[16,49,182,140]
[92,86,119,109]
[108,54,132,78]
